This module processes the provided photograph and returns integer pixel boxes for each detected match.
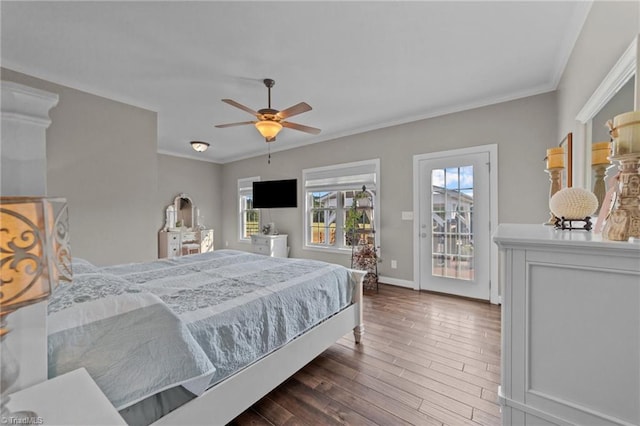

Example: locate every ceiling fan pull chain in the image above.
[268,144,271,164]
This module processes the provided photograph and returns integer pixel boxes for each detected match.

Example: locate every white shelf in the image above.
[6,368,126,425]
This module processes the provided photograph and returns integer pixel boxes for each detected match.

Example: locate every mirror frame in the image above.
[575,34,639,189]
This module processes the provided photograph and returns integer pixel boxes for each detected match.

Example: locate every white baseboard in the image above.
[378,276,416,289]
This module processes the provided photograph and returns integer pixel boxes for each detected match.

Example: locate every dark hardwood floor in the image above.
[232,284,502,425]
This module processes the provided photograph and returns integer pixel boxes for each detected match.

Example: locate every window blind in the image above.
[303,159,379,191]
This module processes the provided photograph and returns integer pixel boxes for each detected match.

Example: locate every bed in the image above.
[47,250,365,425]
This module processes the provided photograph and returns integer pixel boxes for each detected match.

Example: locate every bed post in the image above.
[350,269,365,344]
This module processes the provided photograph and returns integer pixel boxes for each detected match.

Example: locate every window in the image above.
[238,177,260,242]
[303,159,379,252]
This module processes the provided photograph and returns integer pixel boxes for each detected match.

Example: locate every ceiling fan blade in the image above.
[221,99,259,117]
[214,121,256,128]
[277,102,312,120]
[281,121,321,135]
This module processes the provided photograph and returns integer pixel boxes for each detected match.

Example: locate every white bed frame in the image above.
[152,269,365,426]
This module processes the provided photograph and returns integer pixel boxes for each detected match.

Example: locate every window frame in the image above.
[303,159,380,254]
[238,176,260,242]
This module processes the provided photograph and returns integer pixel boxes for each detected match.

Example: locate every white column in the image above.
[1,81,59,391]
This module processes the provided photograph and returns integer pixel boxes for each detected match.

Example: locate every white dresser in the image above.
[251,234,288,257]
[159,228,214,258]
[493,224,639,426]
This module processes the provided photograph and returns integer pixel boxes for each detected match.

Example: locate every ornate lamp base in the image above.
[0,316,40,422]
[605,155,640,241]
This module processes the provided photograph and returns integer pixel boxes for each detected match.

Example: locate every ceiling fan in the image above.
[215,78,321,142]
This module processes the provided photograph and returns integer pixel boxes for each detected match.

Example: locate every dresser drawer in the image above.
[168,242,180,256]
[253,244,270,254]
[182,231,197,242]
[251,235,270,247]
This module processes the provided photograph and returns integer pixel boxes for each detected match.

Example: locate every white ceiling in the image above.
[1,1,592,164]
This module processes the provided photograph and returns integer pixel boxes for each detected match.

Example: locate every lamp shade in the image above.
[0,197,72,323]
[190,141,209,152]
[255,121,283,140]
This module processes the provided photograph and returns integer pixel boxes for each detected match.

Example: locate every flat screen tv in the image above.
[253,179,297,208]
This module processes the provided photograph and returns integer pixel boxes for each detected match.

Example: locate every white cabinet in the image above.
[251,234,288,258]
[159,229,214,258]
[493,224,640,426]
[5,368,126,425]
[159,231,181,258]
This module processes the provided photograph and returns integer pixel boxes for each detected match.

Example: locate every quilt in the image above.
[48,250,354,410]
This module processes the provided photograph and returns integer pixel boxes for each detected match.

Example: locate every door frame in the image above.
[412,144,500,304]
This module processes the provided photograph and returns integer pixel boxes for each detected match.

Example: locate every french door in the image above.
[414,147,495,301]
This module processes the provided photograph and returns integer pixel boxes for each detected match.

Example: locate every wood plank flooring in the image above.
[231,284,502,426]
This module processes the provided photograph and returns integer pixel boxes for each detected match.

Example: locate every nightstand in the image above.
[5,368,126,425]
[250,234,288,257]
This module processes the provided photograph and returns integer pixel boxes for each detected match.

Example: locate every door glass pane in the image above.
[431,166,474,281]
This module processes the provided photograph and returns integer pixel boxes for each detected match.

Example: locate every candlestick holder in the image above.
[592,163,610,214]
[604,154,640,241]
[545,168,563,225]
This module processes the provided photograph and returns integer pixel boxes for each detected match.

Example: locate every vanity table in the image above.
[158,194,214,258]
[493,224,639,426]
[159,228,214,258]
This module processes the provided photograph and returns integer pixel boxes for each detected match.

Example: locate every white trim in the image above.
[412,144,499,304]
[575,34,638,189]
[237,176,260,242]
[576,36,638,122]
[1,81,59,127]
[378,276,415,289]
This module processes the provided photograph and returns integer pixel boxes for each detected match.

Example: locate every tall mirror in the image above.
[576,35,638,191]
[176,194,194,228]
[163,193,196,230]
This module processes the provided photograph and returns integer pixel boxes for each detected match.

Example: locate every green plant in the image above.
[345,189,370,246]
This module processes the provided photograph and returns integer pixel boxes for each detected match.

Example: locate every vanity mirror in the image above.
[159,194,214,258]
[576,34,639,190]
[163,193,196,230]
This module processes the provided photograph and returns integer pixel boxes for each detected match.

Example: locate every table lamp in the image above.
[0,197,72,420]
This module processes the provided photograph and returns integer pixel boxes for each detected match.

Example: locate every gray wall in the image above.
[157,154,223,246]
[221,92,557,282]
[1,68,223,266]
[1,68,159,265]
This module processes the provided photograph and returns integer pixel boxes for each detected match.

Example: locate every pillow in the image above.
[70,257,100,275]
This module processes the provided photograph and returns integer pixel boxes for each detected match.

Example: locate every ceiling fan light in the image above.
[190,141,210,152]
[255,121,283,140]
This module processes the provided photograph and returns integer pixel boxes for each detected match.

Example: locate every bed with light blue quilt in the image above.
[47,250,363,425]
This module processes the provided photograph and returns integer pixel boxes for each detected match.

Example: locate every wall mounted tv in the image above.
[253,179,298,208]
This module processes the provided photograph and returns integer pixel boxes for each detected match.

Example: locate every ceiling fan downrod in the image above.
[264,78,275,109]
